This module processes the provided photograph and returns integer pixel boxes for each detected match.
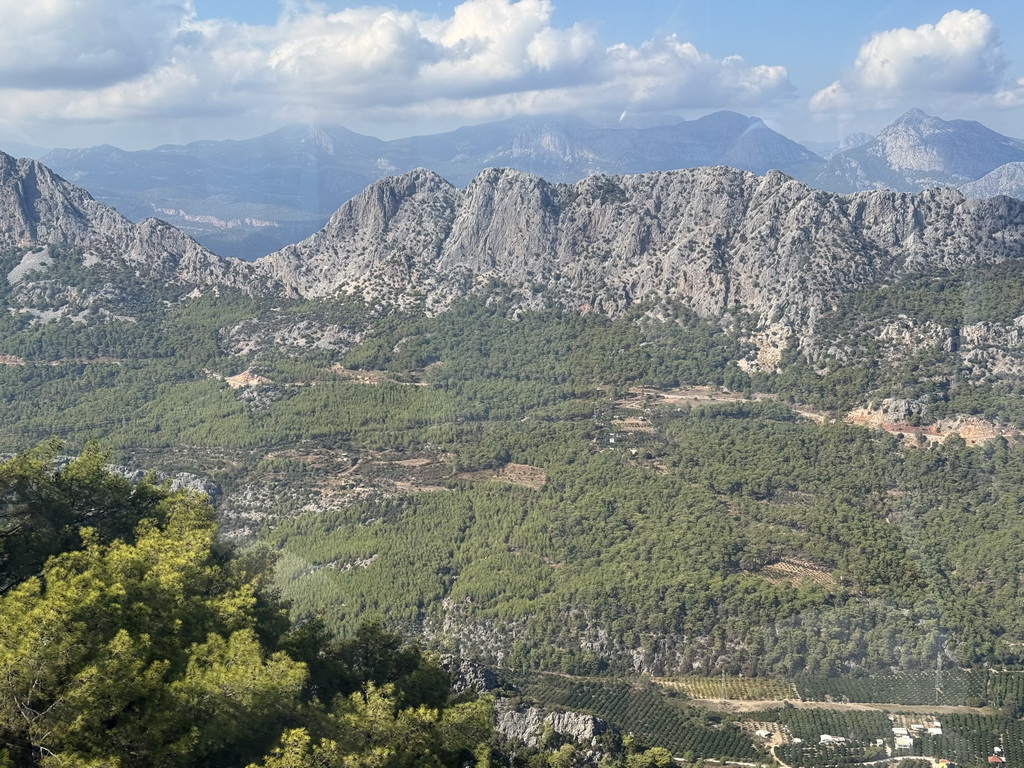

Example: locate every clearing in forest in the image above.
[757,558,837,590]
[457,462,548,489]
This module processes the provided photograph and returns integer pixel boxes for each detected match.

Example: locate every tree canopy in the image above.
[0,446,491,768]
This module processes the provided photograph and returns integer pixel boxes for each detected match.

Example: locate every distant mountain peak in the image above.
[810,109,1024,192]
[893,107,931,123]
[960,161,1024,200]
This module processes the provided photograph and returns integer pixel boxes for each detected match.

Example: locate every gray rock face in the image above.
[256,165,1024,346]
[0,150,249,289]
[494,698,611,749]
[8,147,1024,360]
[808,109,1024,193]
[0,152,132,249]
[39,112,821,260]
[440,656,504,696]
[961,162,1024,200]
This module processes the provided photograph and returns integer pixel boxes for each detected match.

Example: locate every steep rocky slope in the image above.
[808,109,1024,192]
[257,165,1024,352]
[961,162,1024,200]
[0,150,247,288]
[7,147,1024,364]
[39,112,821,259]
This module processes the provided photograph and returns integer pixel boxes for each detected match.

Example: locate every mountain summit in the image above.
[0,150,240,286]
[808,109,1024,192]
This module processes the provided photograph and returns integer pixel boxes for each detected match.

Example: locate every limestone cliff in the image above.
[256,165,1024,350]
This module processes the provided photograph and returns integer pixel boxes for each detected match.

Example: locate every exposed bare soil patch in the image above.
[225,370,273,388]
[845,408,1020,446]
[331,365,393,384]
[757,558,837,590]
[394,457,434,467]
[618,385,1015,446]
[457,462,547,489]
[392,480,449,493]
[621,385,755,408]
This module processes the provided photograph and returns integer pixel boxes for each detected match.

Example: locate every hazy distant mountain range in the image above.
[3,109,1024,261]
[32,112,820,259]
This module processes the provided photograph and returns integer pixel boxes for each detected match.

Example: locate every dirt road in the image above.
[688,698,994,715]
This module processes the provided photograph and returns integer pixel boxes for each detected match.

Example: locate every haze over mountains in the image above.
[19,108,1024,261]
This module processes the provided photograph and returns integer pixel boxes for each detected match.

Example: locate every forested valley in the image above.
[4,242,1024,765]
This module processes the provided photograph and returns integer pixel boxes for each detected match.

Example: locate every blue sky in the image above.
[1,0,1022,149]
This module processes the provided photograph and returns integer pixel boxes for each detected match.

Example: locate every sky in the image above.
[0,0,1023,150]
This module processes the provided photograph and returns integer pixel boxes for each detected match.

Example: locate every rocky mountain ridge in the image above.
[33,112,819,259]
[255,164,1024,357]
[5,147,1024,367]
[961,161,1024,200]
[21,108,1024,265]
[0,151,248,289]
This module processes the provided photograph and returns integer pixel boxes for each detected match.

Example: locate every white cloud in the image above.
[810,9,1017,113]
[0,0,193,89]
[0,0,794,145]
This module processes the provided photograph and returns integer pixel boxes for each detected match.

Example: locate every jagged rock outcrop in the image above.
[38,112,821,259]
[256,165,1024,351]
[7,147,1024,360]
[494,698,612,749]
[45,457,223,503]
[0,150,249,289]
[440,656,505,696]
[0,152,132,249]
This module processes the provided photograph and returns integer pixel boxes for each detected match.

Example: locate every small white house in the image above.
[893,728,909,737]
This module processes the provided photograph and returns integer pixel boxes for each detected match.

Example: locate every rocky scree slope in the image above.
[256,165,1024,352]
